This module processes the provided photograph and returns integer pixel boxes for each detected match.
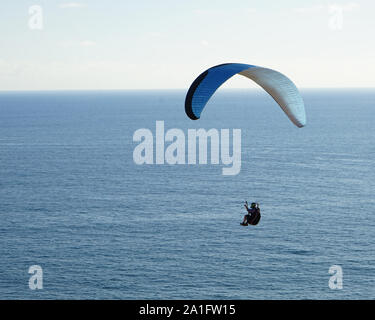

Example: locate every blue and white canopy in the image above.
[185,63,306,128]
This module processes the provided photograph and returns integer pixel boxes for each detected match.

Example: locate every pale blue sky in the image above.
[0,0,374,90]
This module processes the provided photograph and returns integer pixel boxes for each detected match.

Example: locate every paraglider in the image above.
[185,63,306,128]
[240,202,261,226]
[184,63,306,227]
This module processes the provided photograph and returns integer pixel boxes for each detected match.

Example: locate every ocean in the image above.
[0,89,374,299]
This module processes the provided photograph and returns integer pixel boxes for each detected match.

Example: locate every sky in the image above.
[0,0,374,90]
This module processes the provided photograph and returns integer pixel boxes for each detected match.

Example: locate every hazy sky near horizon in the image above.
[0,0,374,90]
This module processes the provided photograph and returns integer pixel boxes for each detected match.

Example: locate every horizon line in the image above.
[1,87,375,93]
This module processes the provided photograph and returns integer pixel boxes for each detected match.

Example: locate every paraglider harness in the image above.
[246,202,261,225]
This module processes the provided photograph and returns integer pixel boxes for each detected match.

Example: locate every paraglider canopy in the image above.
[185,63,306,128]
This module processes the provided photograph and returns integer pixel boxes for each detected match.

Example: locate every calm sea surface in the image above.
[0,89,374,299]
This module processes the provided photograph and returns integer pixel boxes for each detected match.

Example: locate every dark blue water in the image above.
[0,89,374,299]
